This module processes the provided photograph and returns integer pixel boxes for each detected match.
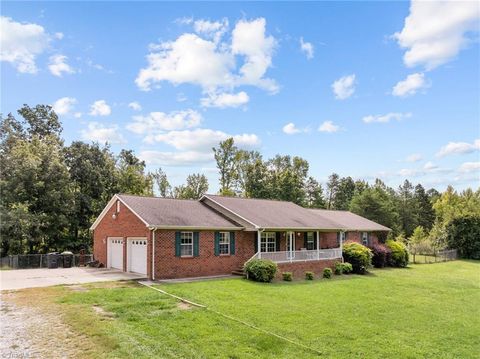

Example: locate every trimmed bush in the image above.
[305,271,314,280]
[369,243,391,268]
[334,262,343,275]
[323,268,332,279]
[282,272,293,281]
[342,241,373,274]
[341,262,353,274]
[386,240,409,267]
[244,259,277,282]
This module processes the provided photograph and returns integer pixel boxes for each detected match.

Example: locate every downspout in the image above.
[151,228,157,280]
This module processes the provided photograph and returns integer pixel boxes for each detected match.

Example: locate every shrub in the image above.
[305,271,314,280]
[341,262,353,274]
[446,216,480,259]
[282,272,293,281]
[334,262,343,275]
[342,241,373,274]
[369,243,391,268]
[244,259,277,282]
[323,268,332,278]
[386,240,409,267]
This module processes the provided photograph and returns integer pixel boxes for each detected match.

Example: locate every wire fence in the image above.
[0,254,94,269]
[410,249,457,264]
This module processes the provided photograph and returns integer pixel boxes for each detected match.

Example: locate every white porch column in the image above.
[340,231,344,262]
[289,232,293,263]
[316,231,320,260]
[257,230,262,259]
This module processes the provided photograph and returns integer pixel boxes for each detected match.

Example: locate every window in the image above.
[219,232,230,255]
[181,232,193,257]
[362,232,369,246]
[261,232,276,252]
[306,232,315,250]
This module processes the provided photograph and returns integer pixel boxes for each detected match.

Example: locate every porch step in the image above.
[231,268,245,276]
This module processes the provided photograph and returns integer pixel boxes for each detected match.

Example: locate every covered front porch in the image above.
[251,230,344,264]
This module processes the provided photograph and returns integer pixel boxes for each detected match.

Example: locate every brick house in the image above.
[91,194,390,279]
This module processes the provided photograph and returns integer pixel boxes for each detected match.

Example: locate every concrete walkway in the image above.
[0,267,145,291]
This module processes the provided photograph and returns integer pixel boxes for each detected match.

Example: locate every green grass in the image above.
[57,261,480,358]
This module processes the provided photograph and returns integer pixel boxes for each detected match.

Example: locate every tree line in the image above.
[1,105,479,257]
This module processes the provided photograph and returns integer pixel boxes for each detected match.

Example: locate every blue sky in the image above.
[2,1,479,192]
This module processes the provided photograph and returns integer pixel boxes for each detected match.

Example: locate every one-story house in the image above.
[91,194,390,279]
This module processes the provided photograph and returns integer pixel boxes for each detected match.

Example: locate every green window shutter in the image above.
[367,232,370,246]
[313,232,318,250]
[193,232,200,256]
[345,232,348,242]
[254,235,258,253]
[230,232,236,255]
[175,232,181,257]
[214,232,219,256]
[275,232,281,252]
[304,233,308,249]
[337,232,340,247]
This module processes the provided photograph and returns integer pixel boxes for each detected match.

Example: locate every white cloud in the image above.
[393,0,480,70]
[318,121,340,133]
[52,97,77,116]
[0,16,51,73]
[405,153,423,162]
[136,17,278,95]
[201,91,249,108]
[458,162,480,173]
[139,150,213,166]
[80,122,126,144]
[300,37,314,59]
[283,122,301,135]
[193,18,228,44]
[145,128,260,152]
[392,72,428,97]
[89,100,111,116]
[48,54,75,77]
[436,139,480,157]
[54,32,64,40]
[423,161,438,171]
[332,74,356,100]
[128,101,142,111]
[362,112,412,124]
[74,112,82,118]
[127,109,202,133]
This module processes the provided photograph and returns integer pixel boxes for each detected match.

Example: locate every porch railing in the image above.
[259,248,342,263]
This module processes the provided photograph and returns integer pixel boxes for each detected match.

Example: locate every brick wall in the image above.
[276,259,337,279]
[345,231,379,246]
[153,230,256,279]
[93,200,150,271]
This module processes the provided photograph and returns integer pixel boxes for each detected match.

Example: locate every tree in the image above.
[397,179,418,237]
[152,168,171,197]
[213,138,238,195]
[446,216,480,259]
[333,176,355,210]
[413,184,435,230]
[174,173,209,200]
[304,177,326,208]
[243,155,270,199]
[116,150,153,195]
[326,173,340,209]
[267,155,309,204]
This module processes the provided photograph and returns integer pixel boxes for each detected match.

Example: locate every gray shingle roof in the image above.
[118,194,242,229]
[308,209,391,231]
[202,195,345,230]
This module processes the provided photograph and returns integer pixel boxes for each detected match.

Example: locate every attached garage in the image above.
[107,237,124,270]
[127,238,147,275]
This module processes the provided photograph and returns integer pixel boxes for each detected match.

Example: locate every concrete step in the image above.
[231,269,245,276]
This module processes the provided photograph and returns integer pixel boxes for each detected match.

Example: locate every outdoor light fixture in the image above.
[112,213,117,219]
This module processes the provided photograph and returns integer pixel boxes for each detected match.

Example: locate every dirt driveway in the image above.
[0,267,145,291]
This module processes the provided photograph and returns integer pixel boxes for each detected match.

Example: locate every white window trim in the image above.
[218,231,231,255]
[181,231,194,257]
[362,232,368,246]
[261,232,276,253]
[306,232,315,250]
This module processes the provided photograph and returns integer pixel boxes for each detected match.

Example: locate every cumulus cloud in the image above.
[436,139,480,157]
[282,123,301,135]
[126,109,202,133]
[135,17,278,96]
[318,121,340,133]
[193,18,228,43]
[332,74,356,100]
[405,153,423,162]
[392,72,428,97]
[0,16,51,73]
[393,0,480,70]
[128,101,142,111]
[48,54,75,77]
[139,150,213,166]
[362,112,411,124]
[300,37,314,59]
[201,91,249,108]
[458,162,480,173]
[52,97,77,116]
[80,122,126,144]
[144,129,260,152]
[89,100,111,116]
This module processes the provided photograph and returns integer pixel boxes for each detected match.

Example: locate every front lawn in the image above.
[15,261,480,358]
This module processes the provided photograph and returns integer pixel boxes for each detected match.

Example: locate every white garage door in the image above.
[108,237,124,270]
[128,238,147,275]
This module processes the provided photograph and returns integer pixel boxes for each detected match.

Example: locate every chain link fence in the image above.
[410,249,457,264]
[0,254,94,269]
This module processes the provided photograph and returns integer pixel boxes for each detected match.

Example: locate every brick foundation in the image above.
[276,259,338,280]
